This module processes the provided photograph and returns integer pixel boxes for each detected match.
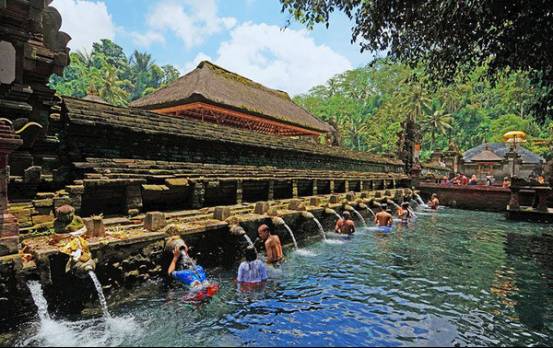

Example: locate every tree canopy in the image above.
[281,0,553,121]
[294,60,552,159]
[49,39,180,106]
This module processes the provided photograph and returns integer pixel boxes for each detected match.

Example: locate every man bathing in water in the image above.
[397,202,414,223]
[374,204,393,227]
[428,194,440,210]
[257,224,283,264]
[335,211,356,235]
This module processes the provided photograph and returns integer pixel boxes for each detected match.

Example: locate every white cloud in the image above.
[52,0,116,52]
[130,31,166,47]
[196,22,352,95]
[146,0,237,49]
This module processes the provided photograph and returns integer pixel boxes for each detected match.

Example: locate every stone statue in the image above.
[53,204,85,235]
[59,236,95,275]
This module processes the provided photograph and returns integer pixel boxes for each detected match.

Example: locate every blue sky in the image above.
[52,0,380,95]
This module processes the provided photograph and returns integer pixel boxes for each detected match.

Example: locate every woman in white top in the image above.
[237,246,268,285]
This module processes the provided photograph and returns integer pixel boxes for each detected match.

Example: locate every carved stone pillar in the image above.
[0,123,23,256]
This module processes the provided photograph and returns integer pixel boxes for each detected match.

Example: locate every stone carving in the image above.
[53,204,85,235]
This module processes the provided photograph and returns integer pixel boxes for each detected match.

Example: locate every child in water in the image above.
[237,246,268,287]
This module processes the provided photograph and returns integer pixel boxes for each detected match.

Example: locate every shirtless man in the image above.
[335,211,356,235]
[374,204,393,227]
[257,224,283,264]
[428,193,440,210]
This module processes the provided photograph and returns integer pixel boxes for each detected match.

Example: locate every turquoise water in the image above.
[7,209,553,346]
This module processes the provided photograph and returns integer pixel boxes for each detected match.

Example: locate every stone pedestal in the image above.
[213,206,231,221]
[254,202,270,215]
[534,187,551,212]
[144,212,166,232]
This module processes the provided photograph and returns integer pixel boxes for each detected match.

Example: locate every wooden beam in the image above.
[154,102,321,137]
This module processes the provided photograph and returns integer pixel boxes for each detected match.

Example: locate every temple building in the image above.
[461,143,545,180]
[130,61,333,137]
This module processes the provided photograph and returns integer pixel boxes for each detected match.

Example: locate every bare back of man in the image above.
[375,211,393,227]
[335,219,355,235]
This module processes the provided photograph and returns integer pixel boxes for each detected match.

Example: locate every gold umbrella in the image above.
[503,131,527,143]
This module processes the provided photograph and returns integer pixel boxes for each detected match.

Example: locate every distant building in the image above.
[462,143,544,180]
[130,61,333,137]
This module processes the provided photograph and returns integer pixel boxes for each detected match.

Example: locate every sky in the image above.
[51,0,380,95]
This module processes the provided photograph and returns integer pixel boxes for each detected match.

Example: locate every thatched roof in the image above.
[470,149,504,162]
[129,61,332,134]
[464,143,544,164]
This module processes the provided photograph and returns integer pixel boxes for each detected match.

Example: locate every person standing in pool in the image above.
[428,194,440,210]
[398,202,413,223]
[257,224,283,264]
[237,246,268,287]
[374,204,393,227]
[335,211,356,235]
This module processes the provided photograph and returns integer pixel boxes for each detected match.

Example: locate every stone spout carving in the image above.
[59,236,95,277]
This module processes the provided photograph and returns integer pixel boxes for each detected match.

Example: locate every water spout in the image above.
[415,193,425,206]
[230,224,253,247]
[325,208,341,220]
[270,217,298,250]
[27,281,50,322]
[242,234,254,248]
[282,223,299,250]
[88,271,110,319]
[366,206,376,218]
[272,216,286,226]
[350,207,368,228]
[312,217,327,240]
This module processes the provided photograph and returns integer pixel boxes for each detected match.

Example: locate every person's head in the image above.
[471,175,477,180]
[257,224,271,241]
[504,176,509,182]
[245,246,258,262]
[431,193,438,199]
[342,211,351,220]
[401,202,410,209]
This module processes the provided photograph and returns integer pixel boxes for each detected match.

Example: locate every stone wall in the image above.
[59,97,403,176]
[417,183,536,211]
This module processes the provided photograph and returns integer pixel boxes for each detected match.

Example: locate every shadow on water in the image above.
[3,209,553,347]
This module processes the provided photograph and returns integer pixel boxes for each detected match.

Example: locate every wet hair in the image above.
[401,202,410,209]
[245,246,258,262]
[431,194,438,198]
[342,211,351,219]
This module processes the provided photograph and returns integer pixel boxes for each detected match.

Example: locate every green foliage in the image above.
[295,59,552,158]
[280,0,553,121]
[49,39,180,106]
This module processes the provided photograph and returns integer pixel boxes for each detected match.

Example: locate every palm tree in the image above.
[400,83,432,123]
[74,50,94,67]
[129,51,155,100]
[98,64,130,106]
[422,105,453,149]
